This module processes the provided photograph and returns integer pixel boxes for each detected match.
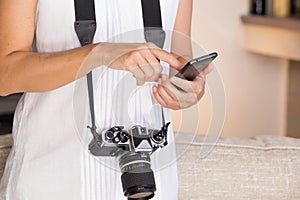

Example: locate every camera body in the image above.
[89,124,169,157]
[88,123,170,200]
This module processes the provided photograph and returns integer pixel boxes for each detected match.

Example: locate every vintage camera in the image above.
[88,123,170,200]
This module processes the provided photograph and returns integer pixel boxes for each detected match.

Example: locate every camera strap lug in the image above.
[144,27,166,49]
[141,0,165,49]
[74,20,96,46]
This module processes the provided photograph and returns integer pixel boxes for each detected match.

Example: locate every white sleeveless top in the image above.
[0,0,180,199]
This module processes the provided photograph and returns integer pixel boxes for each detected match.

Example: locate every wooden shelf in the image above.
[241,15,300,61]
[241,15,300,32]
[241,15,300,138]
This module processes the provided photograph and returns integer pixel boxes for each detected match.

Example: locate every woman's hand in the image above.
[152,64,213,110]
[99,42,182,85]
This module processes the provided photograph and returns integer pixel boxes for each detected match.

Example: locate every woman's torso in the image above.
[0,0,179,199]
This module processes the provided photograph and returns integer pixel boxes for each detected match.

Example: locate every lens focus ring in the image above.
[121,171,156,199]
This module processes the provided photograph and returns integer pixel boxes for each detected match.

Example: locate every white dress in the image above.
[0,0,179,199]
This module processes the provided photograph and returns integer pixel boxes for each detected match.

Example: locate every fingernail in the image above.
[158,78,162,84]
[153,86,157,93]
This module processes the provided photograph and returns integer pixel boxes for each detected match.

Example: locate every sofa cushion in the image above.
[1,133,300,199]
[175,133,300,200]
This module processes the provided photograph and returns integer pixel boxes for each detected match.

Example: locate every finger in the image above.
[197,81,206,100]
[148,47,181,69]
[157,84,178,105]
[161,74,198,107]
[130,52,154,81]
[171,75,205,94]
[152,86,167,107]
[171,55,190,71]
[187,76,206,100]
[195,74,206,81]
[160,74,183,97]
[139,63,155,82]
[200,63,214,76]
[146,60,162,81]
[129,66,146,85]
[141,50,162,81]
[170,76,195,93]
[162,83,197,109]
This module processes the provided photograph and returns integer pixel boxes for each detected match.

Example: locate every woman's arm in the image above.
[0,0,100,95]
[0,0,181,96]
[153,0,212,110]
[171,0,193,63]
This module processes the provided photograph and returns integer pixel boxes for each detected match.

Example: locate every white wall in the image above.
[172,0,288,137]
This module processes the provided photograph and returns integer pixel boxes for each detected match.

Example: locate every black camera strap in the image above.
[74,0,99,141]
[141,0,166,49]
[74,0,167,143]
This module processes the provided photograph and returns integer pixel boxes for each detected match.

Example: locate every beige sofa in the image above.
[1,133,300,199]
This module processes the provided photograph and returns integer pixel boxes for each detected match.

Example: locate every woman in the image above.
[0,0,209,199]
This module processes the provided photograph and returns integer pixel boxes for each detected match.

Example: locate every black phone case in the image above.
[175,52,218,81]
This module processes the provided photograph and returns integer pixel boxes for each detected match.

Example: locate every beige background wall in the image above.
[172,0,288,137]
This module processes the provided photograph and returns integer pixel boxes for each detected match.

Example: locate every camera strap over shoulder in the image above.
[74,0,167,142]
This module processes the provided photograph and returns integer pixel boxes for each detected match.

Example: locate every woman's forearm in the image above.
[0,41,183,96]
[0,0,104,96]
[0,43,101,96]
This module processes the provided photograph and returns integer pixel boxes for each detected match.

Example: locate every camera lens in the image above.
[121,171,155,199]
[119,153,156,199]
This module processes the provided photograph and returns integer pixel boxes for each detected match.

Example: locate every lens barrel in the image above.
[121,171,156,199]
[119,153,156,199]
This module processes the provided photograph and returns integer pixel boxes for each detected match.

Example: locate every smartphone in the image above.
[175,52,218,81]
